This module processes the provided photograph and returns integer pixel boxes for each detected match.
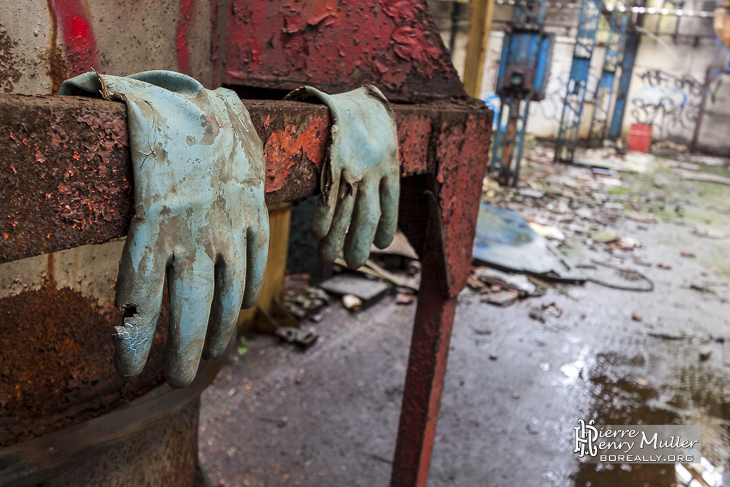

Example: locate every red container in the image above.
[627,123,652,153]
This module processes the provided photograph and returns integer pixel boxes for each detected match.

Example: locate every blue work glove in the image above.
[285,85,400,269]
[59,71,269,387]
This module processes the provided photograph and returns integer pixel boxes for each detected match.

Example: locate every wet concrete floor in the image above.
[199,153,730,486]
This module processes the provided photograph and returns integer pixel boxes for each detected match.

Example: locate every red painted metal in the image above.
[176,0,197,75]
[224,0,466,102]
[393,110,491,487]
[0,95,490,264]
[47,0,100,77]
[391,221,459,487]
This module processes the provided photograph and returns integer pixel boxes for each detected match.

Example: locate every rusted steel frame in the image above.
[392,111,491,486]
[0,361,219,486]
[0,94,488,265]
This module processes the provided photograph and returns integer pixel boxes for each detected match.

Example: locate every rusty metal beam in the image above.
[0,94,489,265]
[0,92,492,486]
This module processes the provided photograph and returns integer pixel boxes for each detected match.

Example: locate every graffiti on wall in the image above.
[530,71,599,121]
[629,69,721,139]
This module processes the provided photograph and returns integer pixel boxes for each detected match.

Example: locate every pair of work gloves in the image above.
[59,71,399,387]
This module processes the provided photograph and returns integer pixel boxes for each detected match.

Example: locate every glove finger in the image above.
[203,254,245,360]
[311,168,341,240]
[166,253,215,388]
[113,226,166,378]
[319,177,357,264]
[242,209,270,309]
[374,172,400,249]
[344,179,380,269]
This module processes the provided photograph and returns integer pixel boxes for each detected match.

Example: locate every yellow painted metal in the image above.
[237,203,292,328]
[463,0,497,98]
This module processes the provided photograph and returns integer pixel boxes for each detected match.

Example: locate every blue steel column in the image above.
[588,10,627,147]
[608,31,639,140]
[554,0,604,163]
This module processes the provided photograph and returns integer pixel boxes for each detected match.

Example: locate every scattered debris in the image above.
[699,347,713,361]
[528,302,563,323]
[681,251,696,258]
[657,263,672,270]
[472,267,538,296]
[608,236,641,250]
[467,275,486,291]
[341,294,363,312]
[690,282,730,294]
[677,171,730,187]
[590,230,620,243]
[647,329,688,340]
[333,257,419,292]
[472,203,585,280]
[320,274,390,308]
[528,222,565,241]
[276,327,319,348]
[282,285,330,321]
[395,293,416,305]
[482,289,520,307]
[470,323,492,335]
[406,260,422,276]
[626,213,656,224]
[369,229,418,260]
[586,259,655,292]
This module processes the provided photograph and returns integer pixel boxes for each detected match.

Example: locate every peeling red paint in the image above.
[225,0,465,103]
[176,0,196,76]
[48,0,100,77]
[264,118,328,193]
[0,95,492,266]
[435,114,492,296]
[396,113,432,175]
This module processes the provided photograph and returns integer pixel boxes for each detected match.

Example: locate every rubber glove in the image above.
[59,71,269,388]
[285,85,400,269]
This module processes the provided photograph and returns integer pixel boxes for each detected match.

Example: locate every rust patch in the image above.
[264,120,327,193]
[1,95,491,262]
[45,0,67,95]
[0,94,133,264]
[396,112,433,176]
[0,277,169,447]
[0,27,22,94]
[435,112,492,296]
[225,0,466,103]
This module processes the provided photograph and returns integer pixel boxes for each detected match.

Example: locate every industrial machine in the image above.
[490,0,554,185]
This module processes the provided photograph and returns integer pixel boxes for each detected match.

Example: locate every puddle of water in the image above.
[571,349,730,486]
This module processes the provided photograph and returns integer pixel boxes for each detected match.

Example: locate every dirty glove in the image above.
[59,71,269,388]
[285,85,399,269]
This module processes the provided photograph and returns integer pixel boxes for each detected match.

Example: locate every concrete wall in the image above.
[0,0,216,96]
[428,1,730,154]
[0,0,217,302]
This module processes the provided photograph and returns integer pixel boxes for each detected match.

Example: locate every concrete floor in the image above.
[198,153,730,486]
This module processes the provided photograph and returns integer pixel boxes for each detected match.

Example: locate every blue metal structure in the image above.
[588,10,627,146]
[554,0,604,163]
[490,0,554,186]
[608,30,639,140]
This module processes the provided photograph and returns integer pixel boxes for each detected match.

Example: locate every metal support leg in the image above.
[390,202,458,487]
[390,112,489,484]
